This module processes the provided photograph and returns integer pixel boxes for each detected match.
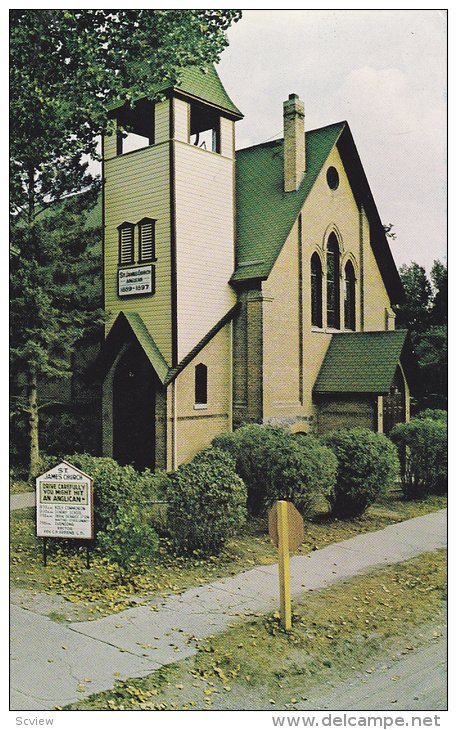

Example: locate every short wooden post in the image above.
[277,500,292,630]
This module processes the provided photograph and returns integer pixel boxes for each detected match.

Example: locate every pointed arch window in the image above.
[326,233,340,329]
[195,363,208,406]
[311,253,323,328]
[344,261,356,330]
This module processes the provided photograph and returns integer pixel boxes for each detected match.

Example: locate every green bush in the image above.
[65,454,163,568]
[323,428,399,517]
[40,408,102,458]
[167,447,247,556]
[96,506,159,573]
[265,436,337,518]
[140,469,172,534]
[390,418,447,499]
[415,409,447,423]
[64,454,151,533]
[212,424,291,515]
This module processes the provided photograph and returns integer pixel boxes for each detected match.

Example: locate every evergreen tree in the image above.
[10,9,241,475]
[430,259,447,326]
[396,262,432,332]
[396,260,447,410]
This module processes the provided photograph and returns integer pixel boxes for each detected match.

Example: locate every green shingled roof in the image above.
[109,65,242,118]
[314,330,409,394]
[169,65,242,117]
[232,122,345,282]
[123,312,170,383]
[92,307,239,384]
[92,311,170,383]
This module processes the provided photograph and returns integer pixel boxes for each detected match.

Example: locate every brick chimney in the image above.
[283,93,305,192]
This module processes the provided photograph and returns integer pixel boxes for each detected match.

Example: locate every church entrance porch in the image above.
[112,343,158,471]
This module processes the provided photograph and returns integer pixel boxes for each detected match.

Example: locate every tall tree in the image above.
[10,190,103,470]
[396,260,447,410]
[10,9,241,475]
[430,259,447,326]
[396,262,432,332]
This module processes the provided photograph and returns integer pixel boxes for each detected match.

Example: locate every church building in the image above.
[95,66,413,472]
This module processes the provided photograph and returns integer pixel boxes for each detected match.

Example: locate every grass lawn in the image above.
[10,479,34,495]
[64,549,447,710]
[10,491,446,620]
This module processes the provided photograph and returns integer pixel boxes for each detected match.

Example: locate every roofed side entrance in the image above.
[313,330,413,435]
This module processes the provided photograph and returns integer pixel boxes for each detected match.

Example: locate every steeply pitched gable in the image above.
[232,122,345,282]
[233,121,404,304]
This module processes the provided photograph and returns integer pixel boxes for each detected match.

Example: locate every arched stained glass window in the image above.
[311,253,323,328]
[344,261,356,330]
[326,233,340,329]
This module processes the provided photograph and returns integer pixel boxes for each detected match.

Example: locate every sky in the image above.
[216,9,447,274]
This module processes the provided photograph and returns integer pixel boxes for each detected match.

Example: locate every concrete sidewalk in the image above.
[10,491,35,510]
[10,509,447,711]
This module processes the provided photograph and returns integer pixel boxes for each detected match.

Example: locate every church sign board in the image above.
[118,265,154,297]
[36,461,94,540]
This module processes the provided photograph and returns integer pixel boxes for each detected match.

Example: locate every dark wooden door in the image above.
[113,345,156,470]
[383,367,406,435]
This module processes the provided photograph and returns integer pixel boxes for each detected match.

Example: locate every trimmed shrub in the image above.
[65,453,150,534]
[265,436,337,518]
[390,418,447,499]
[167,447,247,556]
[96,506,159,573]
[141,469,172,534]
[64,454,162,568]
[416,409,447,423]
[213,424,292,515]
[323,428,399,517]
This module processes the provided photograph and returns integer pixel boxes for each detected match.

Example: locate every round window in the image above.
[327,166,339,190]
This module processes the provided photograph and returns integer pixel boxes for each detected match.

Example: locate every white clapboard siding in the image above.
[220,117,234,159]
[104,143,172,363]
[174,98,189,142]
[174,141,236,360]
[154,100,170,144]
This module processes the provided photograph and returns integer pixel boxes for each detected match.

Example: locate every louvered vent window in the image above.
[118,223,135,265]
[139,218,156,262]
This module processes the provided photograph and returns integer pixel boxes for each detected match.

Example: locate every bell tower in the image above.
[102,66,243,368]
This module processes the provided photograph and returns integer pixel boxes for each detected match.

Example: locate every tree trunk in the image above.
[28,369,39,478]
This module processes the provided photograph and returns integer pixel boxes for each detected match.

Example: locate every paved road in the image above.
[299,634,447,711]
[10,509,447,711]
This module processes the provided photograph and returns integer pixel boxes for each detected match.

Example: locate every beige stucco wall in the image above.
[166,322,232,468]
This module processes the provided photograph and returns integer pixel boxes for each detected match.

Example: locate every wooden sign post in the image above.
[268,500,304,630]
[277,500,292,630]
